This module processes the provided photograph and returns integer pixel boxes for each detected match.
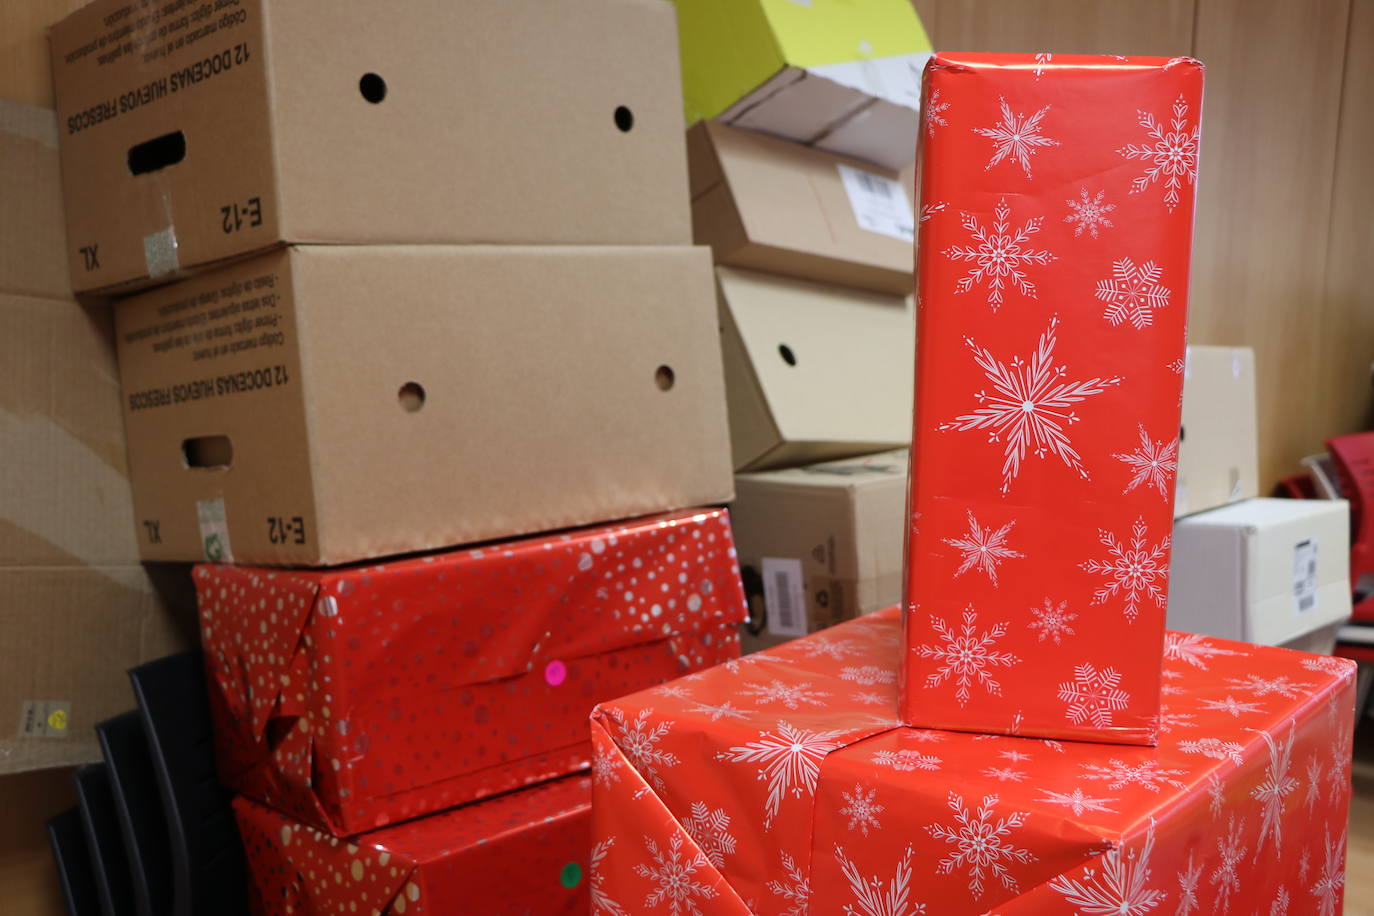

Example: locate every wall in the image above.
[914,0,1374,490]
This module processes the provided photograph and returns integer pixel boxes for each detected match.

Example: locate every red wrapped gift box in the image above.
[197,508,745,836]
[235,772,592,916]
[906,53,1205,743]
[591,609,1355,915]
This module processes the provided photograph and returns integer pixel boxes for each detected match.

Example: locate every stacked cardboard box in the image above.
[47,0,747,911]
[680,2,930,648]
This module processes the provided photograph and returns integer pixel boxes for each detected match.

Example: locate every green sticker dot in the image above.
[560,862,583,889]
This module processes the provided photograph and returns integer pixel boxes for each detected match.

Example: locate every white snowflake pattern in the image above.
[1310,829,1344,916]
[924,87,949,138]
[1096,258,1172,330]
[1163,633,1243,670]
[1176,850,1201,916]
[1037,788,1118,816]
[1207,773,1226,820]
[1081,517,1170,622]
[797,638,865,661]
[914,608,1020,705]
[1115,425,1178,497]
[840,784,884,836]
[872,748,943,772]
[1154,711,1198,734]
[591,838,629,916]
[852,690,888,706]
[1271,887,1290,915]
[919,201,949,223]
[939,317,1120,493]
[1199,695,1266,717]
[974,96,1059,177]
[999,749,1032,763]
[944,510,1024,586]
[982,766,1028,782]
[715,654,797,676]
[1210,816,1246,913]
[594,739,622,790]
[608,707,680,791]
[1304,754,1324,813]
[1118,94,1201,213]
[1224,674,1311,699]
[654,684,693,700]
[1033,52,1053,78]
[717,720,846,828]
[1177,737,1245,765]
[1080,759,1187,793]
[1167,357,1185,374]
[1049,822,1165,915]
[1058,664,1131,727]
[633,834,718,915]
[687,700,748,722]
[836,844,925,916]
[1028,598,1077,644]
[1065,188,1116,239]
[840,666,898,686]
[741,680,830,711]
[1301,655,1351,676]
[927,792,1036,898]
[943,197,1056,311]
[1253,724,1298,858]
[680,802,737,869]
[768,851,810,916]
[1299,849,1312,882]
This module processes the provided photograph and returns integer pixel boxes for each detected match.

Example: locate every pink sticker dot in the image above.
[544,660,567,687]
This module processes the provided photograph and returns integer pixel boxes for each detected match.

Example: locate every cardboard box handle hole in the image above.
[182,435,233,469]
[360,73,387,104]
[655,365,675,391]
[128,131,186,175]
[614,106,634,132]
[398,382,426,412]
[778,344,797,366]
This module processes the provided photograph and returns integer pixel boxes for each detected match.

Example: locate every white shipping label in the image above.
[196,497,235,563]
[837,163,914,242]
[1293,538,1319,615]
[762,557,808,638]
[17,700,71,738]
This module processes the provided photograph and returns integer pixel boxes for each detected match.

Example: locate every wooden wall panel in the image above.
[0,0,86,108]
[914,0,1195,56]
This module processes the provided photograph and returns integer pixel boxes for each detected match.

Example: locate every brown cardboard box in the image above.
[115,245,734,566]
[687,120,913,296]
[732,450,907,653]
[1175,346,1259,518]
[716,266,913,470]
[0,0,85,109]
[49,0,692,294]
[0,102,71,299]
[0,767,76,916]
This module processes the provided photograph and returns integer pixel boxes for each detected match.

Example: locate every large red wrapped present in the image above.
[235,772,592,916]
[906,53,1205,743]
[591,609,1355,915]
[197,508,745,836]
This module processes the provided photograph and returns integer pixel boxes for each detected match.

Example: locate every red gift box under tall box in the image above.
[196,508,746,836]
[591,609,1356,915]
[905,53,1204,744]
[235,773,593,916]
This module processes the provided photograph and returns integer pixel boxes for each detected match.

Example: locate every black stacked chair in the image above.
[73,763,138,915]
[46,808,102,916]
[97,710,173,916]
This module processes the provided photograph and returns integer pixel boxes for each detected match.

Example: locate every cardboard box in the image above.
[48,0,692,294]
[1169,498,1352,646]
[905,54,1203,743]
[717,267,913,471]
[670,0,932,169]
[235,774,592,916]
[687,120,913,295]
[115,245,734,566]
[198,509,746,836]
[0,767,78,916]
[591,608,1357,914]
[1175,345,1259,518]
[0,0,86,109]
[0,102,71,299]
[733,450,907,652]
[0,290,195,774]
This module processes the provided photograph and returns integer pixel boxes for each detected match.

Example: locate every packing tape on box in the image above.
[196,497,234,563]
[142,225,179,278]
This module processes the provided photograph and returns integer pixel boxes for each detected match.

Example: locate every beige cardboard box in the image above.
[717,266,913,470]
[0,0,85,109]
[115,245,734,566]
[732,450,907,653]
[687,120,913,296]
[1175,345,1259,518]
[0,102,71,300]
[1168,498,1352,646]
[49,0,691,294]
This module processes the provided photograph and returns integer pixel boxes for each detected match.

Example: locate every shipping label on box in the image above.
[235,773,592,916]
[48,0,692,293]
[591,609,1356,915]
[1175,346,1259,518]
[115,245,733,566]
[198,509,746,836]
[906,54,1204,743]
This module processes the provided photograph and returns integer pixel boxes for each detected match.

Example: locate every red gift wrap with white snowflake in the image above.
[590,610,1355,915]
[235,772,593,915]
[195,508,746,837]
[905,53,1204,744]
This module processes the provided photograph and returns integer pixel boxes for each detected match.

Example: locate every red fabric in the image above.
[235,773,593,916]
[906,53,1204,743]
[197,508,746,836]
[592,609,1356,915]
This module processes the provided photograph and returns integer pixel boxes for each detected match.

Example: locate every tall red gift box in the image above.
[905,53,1204,743]
[196,508,746,836]
[235,773,592,916]
[591,609,1355,915]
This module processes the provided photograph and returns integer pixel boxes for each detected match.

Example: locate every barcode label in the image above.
[1293,538,1318,615]
[836,163,914,242]
[762,557,808,638]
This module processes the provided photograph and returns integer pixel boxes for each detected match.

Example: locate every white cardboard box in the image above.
[1174,346,1259,518]
[1168,498,1351,645]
